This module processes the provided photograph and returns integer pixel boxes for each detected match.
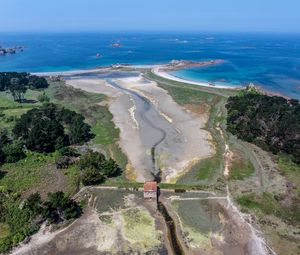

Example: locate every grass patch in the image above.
[2,108,30,118]
[158,82,216,105]
[229,156,254,180]
[91,114,119,145]
[0,90,42,132]
[237,192,300,224]
[238,192,281,215]
[144,71,238,98]
[172,199,221,249]
[0,92,19,108]
[0,90,41,109]
[0,152,79,197]
[0,152,54,193]
[278,154,300,185]
[0,224,10,240]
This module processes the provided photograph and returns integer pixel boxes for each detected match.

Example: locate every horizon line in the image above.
[0,30,300,36]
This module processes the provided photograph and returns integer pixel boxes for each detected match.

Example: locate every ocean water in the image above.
[0,32,299,98]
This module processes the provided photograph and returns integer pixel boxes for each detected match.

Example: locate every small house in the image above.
[143,181,157,200]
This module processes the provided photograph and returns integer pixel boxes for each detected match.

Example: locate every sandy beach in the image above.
[152,66,241,89]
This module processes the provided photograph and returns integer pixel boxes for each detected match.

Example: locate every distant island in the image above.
[0,45,24,56]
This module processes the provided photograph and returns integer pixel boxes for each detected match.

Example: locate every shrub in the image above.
[55,156,73,169]
[78,151,120,186]
[2,141,25,163]
[59,147,79,157]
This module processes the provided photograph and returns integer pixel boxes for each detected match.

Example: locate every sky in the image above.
[1,0,300,33]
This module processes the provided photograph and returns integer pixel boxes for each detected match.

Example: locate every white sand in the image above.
[32,67,112,77]
[152,66,240,89]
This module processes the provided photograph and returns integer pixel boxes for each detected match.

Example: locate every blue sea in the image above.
[0,32,300,99]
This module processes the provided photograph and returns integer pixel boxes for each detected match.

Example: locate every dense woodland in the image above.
[226,93,300,164]
[0,72,48,102]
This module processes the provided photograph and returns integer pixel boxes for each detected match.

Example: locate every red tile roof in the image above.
[144,181,157,192]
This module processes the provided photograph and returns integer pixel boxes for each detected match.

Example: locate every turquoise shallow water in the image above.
[0,32,299,98]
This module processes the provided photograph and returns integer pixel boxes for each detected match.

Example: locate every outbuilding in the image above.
[143,181,158,200]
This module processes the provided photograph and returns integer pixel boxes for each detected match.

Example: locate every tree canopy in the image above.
[79,151,120,185]
[13,103,94,153]
[226,93,300,164]
[0,72,49,102]
[0,129,25,164]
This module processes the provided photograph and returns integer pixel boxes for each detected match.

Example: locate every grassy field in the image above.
[0,90,42,132]
[0,152,79,197]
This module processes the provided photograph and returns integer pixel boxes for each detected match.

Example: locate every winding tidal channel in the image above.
[107,79,168,179]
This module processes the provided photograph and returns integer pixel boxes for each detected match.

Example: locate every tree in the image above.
[68,115,93,144]
[37,92,50,103]
[9,77,27,102]
[55,156,73,169]
[59,147,79,157]
[226,93,300,164]
[81,167,105,185]
[13,103,93,153]
[78,150,106,170]
[0,129,9,148]
[28,76,48,89]
[0,129,10,163]
[79,151,120,185]
[102,158,120,177]
[25,193,42,215]
[26,118,65,153]
[44,192,82,223]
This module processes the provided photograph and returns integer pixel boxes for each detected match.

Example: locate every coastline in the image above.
[33,61,242,91]
[32,60,294,99]
[151,66,241,90]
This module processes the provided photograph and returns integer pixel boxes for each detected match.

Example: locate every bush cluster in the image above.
[226,94,300,164]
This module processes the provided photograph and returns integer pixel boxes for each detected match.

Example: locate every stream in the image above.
[107,79,169,178]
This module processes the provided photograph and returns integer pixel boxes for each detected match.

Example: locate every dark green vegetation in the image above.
[0,103,93,165]
[13,103,94,153]
[79,151,120,185]
[0,72,48,102]
[0,129,25,164]
[226,93,300,164]
[0,190,81,253]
